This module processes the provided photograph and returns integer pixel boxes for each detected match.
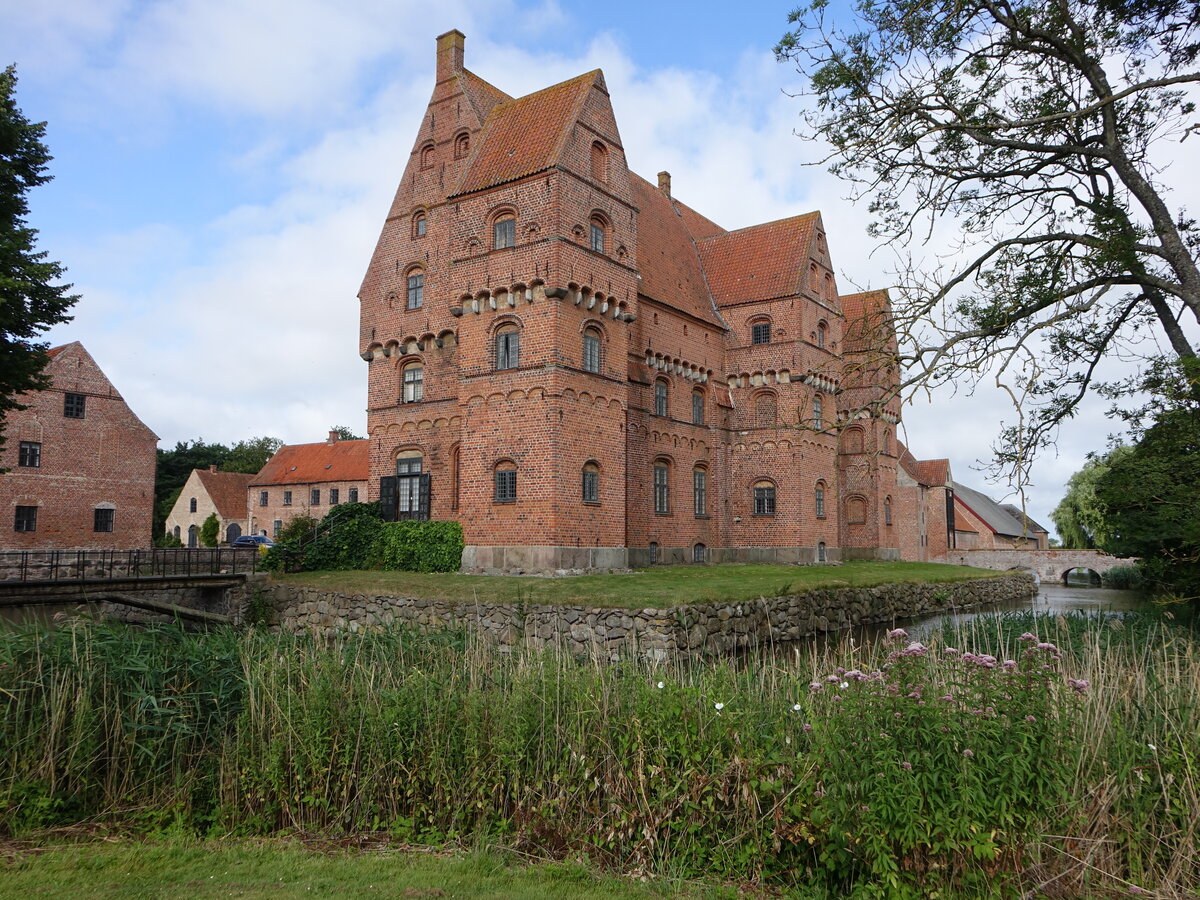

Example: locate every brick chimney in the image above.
[328,429,340,444]
[209,464,218,473]
[657,171,671,197]
[436,30,465,82]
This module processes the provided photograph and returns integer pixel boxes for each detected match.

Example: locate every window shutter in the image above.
[418,473,431,520]
[379,476,398,521]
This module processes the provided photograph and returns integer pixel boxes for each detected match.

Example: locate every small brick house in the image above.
[164,466,256,547]
[358,32,957,572]
[247,433,369,539]
[0,341,158,549]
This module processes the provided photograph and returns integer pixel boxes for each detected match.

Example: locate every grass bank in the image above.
[275,561,1005,609]
[1,612,1195,897]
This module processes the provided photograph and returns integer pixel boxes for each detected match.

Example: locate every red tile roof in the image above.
[196,469,255,519]
[631,174,724,327]
[696,213,821,306]
[453,70,600,196]
[250,439,369,487]
[896,441,951,487]
[459,69,511,121]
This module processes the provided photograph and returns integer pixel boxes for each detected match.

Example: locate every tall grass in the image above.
[0,613,1195,898]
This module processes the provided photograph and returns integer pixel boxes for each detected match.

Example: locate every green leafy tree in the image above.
[199,512,220,548]
[224,436,282,474]
[152,435,281,534]
[1050,447,1131,549]
[0,65,78,452]
[777,1,1200,482]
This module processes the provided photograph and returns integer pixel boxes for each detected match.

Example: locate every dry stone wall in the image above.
[260,573,1035,659]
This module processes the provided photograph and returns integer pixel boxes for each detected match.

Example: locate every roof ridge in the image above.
[695,210,820,243]
[544,70,602,172]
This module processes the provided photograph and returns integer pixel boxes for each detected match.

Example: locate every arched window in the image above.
[187,524,198,548]
[818,541,827,562]
[817,320,828,349]
[755,392,777,427]
[589,215,607,253]
[653,459,671,514]
[815,482,826,518]
[412,211,427,238]
[691,389,704,425]
[189,497,197,513]
[847,496,867,524]
[420,143,435,169]
[453,131,470,158]
[493,212,516,250]
[582,327,601,373]
[693,542,707,563]
[395,450,429,520]
[883,429,892,455]
[884,496,893,526]
[173,525,181,540]
[824,272,834,298]
[582,461,600,503]
[494,459,517,503]
[812,394,823,429]
[750,318,772,345]
[648,541,659,564]
[693,465,707,516]
[406,267,424,309]
[495,323,520,370]
[844,425,865,454]
[654,379,669,417]
[402,361,424,402]
[450,444,461,511]
[753,479,777,516]
[591,141,609,182]
[809,263,820,293]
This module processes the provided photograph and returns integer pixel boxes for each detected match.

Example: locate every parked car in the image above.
[231,535,274,550]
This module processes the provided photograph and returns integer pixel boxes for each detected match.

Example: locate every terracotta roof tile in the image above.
[453,70,599,196]
[459,69,511,121]
[195,470,255,519]
[914,458,950,487]
[696,213,821,306]
[250,439,370,487]
[631,175,724,327]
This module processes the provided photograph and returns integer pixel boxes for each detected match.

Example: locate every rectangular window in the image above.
[310,488,320,505]
[582,332,600,373]
[283,490,292,506]
[93,508,114,533]
[692,392,704,425]
[349,488,359,503]
[330,488,339,505]
[693,468,707,516]
[654,381,668,417]
[653,465,670,514]
[494,217,515,249]
[406,272,424,309]
[18,441,40,468]
[273,519,282,538]
[751,323,771,345]
[494,469,517,503]
[582,468,599,503]
[496,331,520,370]
[64,392,86,418]
[590,223,604,253]
[14,506,36,532]
[754,486,777,516]
[259,491,268,507]
[403,365,423,402]
[396,457,430,520]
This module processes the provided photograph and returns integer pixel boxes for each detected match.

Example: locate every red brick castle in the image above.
[359,31,955,572]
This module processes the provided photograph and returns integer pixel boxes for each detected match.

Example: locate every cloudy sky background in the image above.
[5,0,1195,539]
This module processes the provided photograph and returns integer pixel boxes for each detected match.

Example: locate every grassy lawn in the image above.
[0,839,747,899]
[275,561,1005,609]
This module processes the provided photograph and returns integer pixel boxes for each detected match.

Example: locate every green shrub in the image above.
[200,513,220,548]
[370,520,464,573]
[154,532,183,549]
[1102,564,1145,590]
[302,503,383,571]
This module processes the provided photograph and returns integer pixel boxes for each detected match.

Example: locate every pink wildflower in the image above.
[803,723,813,732]
[809,682,822,692]
[1037,641,1059,653]
[887,627,909,640]
[943,647,960,655]
[1018,632,1038,643]
[1025,715,1037,723]
[962,749,974,758]
[901,761,913,770]
[1068,678,1090,694]
[902,641,928,657]
[1002,660,1017,670]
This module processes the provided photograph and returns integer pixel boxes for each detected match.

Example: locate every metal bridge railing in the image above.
[0,548,261,584]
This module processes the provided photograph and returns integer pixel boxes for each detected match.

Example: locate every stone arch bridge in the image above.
[947,549,1135,584]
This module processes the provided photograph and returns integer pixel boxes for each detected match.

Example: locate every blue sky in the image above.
[4,0,1186,537]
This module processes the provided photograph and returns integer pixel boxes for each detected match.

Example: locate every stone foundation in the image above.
[261,573,1035,659]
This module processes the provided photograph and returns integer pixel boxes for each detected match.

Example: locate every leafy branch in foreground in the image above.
[777,0,1200,483]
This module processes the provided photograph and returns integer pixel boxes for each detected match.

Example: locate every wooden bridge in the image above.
[947,548,1135,584]
[0,549,263,624]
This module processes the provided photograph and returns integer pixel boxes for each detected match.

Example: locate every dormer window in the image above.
[493,215,515,250]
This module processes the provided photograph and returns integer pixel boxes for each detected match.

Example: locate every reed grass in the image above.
[0,612,1195,898]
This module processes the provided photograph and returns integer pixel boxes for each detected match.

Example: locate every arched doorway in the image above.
[226,522,242,543]
[187,524,198,548]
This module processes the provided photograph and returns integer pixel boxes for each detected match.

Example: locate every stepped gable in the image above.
[251,440,369,486]
[196,470,255,519]
[630,174,725,327]
[452,70,601,196]
[840,289,893,353]
[696,212,821,307]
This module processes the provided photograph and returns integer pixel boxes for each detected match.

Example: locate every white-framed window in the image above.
[406,270,424,309]
[493,216,515,250]
[753,481,777,516]
[18,441,40,467]
[402,362,424,402]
